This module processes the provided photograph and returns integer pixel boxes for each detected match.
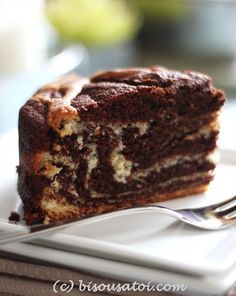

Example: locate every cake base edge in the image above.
[24,183,209,225]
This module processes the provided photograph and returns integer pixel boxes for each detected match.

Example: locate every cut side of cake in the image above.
[17,67,225,225]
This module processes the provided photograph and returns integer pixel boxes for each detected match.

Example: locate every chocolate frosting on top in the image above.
[91,66,211,88]
[71,67,224,121]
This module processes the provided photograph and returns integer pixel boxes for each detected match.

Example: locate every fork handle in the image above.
[0,205,183,245]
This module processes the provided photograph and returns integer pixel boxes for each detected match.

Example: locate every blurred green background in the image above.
[46,0,236,92]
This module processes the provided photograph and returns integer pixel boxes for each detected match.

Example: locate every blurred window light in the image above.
[0,0,47,75]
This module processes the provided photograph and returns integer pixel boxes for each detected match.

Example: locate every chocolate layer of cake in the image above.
[18,67,225,225]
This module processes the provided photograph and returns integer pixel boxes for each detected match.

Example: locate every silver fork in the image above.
[0,195,236,245]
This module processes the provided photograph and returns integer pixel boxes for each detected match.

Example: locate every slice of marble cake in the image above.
[18,67,225,224]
